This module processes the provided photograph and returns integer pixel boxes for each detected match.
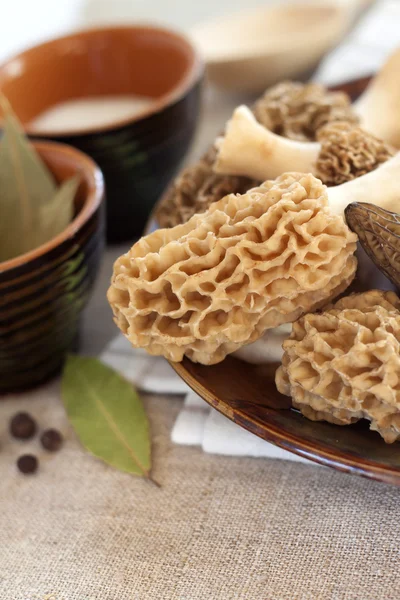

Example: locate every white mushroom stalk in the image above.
[328,152,400,216]
[214,105,320,181]
[355,48,400,148]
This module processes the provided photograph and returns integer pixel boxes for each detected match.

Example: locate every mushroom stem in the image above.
[328,152,400,216]
[355,48,400,148]
[214,105,320,180]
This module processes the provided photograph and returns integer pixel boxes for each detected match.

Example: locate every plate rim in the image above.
[171,360,400,486]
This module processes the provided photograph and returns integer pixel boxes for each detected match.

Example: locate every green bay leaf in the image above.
[62,355,153,480]
[0,95,78,261]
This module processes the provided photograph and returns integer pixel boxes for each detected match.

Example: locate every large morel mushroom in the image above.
[108,173,357,365]
[276,290,400,443]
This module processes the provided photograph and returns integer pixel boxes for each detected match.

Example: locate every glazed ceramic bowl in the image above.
[0,141,104,393]
[0,26,203,242]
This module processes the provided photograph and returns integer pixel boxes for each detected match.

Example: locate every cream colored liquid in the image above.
[29,95,155,133]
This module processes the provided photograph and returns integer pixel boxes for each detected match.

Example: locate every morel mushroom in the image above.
[345,202,400,290]
[108,173,357,365]
[155,148,258,229]
[276,290,400,443]
[215,106,394,186]
[214,106,320,180]
[253,80,359,142]
[315,122,394,186]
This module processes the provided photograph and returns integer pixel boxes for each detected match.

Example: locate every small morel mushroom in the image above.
[215,106,395,188]
[156,82,359,229]
[156,148,258,228]
[315,122,395,186]
[253,81,359,142]
[345,202,400,290]
[108,172,357,365]
[214,105,321,180]
[276,290,400,443]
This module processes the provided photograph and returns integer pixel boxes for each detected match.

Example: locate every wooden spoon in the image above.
[190,0,374,93]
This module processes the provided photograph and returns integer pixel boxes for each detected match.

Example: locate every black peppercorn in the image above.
[17,454,38,474]
[10,412,37,440]
[40,429,63,452]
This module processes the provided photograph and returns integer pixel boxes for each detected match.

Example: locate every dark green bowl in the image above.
[0,26,203,243]
[0,141,104,392]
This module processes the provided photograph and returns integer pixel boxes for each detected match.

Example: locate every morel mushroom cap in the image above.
[345,202,400,290]
[108,173,357,365]
[315,122,395,186]
[276,290,400,443]
[253,81,359,142]
[156,148,258,229]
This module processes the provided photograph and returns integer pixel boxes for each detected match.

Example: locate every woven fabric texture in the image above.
[1,384,400,600]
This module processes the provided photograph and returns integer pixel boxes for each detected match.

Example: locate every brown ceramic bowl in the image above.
[0,141,104,393]
[0,26,203,242]
[148,75,400,486]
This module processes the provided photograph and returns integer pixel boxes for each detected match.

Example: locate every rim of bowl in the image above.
[0,140,104,273]
[0,24,204,138]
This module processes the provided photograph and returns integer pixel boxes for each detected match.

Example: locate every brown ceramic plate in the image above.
[149,75,400,486]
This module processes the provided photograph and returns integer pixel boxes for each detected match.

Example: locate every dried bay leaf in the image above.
[62,355,156,482]
[40,175,80,241]
[0,95,56,259]
[0,95,78,261]
[0,96,56,210]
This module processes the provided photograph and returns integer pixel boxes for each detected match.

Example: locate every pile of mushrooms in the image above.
[215,48,400,218]
[108,48,400,444]
[216,106,400,216]
[215,106,395,186]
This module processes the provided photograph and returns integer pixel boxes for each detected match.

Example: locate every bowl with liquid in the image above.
[0,26,203,242]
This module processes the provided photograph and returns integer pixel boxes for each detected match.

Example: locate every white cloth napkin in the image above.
[101,335,188,395]
[103,0,400,462]
[100,336,311,462]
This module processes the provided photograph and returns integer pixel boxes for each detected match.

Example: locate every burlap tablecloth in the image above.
[2,384,400,600]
